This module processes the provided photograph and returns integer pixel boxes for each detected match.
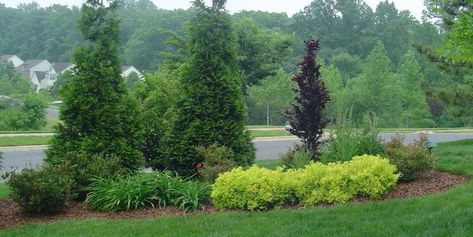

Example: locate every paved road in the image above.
[2,133,473,175]
[257,133,473,160]
[46,108,59,119]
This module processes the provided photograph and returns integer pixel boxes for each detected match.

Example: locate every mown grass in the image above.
[1,140,473,236]
[255,159,280,169]
[0,183,10,199]
[41,117,59,132]
[249,130,290,138]
[0,136,52,147]
[0,130,287,148]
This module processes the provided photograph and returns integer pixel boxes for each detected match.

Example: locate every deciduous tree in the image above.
[285,39,330,161]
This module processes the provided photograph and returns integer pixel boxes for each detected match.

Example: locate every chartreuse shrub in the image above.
[210,166,296,210]
[86,171,210,212]
[212,155,399,210]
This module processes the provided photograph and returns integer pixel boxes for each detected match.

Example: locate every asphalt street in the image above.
[46,108,59,119]
[2,133,473,176]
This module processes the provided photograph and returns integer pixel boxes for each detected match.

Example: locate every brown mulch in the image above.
[0,170,469,230]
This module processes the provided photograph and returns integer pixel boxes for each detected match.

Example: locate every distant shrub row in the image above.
[212,155,399,210]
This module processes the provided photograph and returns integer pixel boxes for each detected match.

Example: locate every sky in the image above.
[0,0,426,19]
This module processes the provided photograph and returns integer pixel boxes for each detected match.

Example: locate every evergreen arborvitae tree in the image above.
[163,0,255,176]
[285,39,330,161]
[46,0,144,171]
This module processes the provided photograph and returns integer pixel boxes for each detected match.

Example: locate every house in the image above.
[121,65,143,79]
[52,62,74,75]
[0,55,24,68]
[19,59,56,92]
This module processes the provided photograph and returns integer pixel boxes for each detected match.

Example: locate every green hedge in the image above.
[211,155,399,210]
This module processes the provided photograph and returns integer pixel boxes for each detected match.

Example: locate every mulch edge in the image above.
[0,169,469,230]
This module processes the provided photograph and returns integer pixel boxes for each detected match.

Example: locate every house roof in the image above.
[122,65,133,72]
[53,62,73,73]
[0,55,16,61]
[34,71,47,82]
[22,59,45,70]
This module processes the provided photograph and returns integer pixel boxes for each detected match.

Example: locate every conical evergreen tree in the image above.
[163,0,255,175]
[46,0,144,170]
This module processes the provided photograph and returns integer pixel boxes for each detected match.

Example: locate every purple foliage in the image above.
[284,39,330,161]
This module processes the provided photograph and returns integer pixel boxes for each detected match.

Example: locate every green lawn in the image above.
[249,130,289,138]
[0,130,289,147]
[1,140,472,236]
[255,159,280,169]
[41,117,60,132]
[0,136,52,147]
[0,184,10,199]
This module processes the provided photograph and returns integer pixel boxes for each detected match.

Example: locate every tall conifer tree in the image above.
[46,0,144,170]
[164,0,255,175]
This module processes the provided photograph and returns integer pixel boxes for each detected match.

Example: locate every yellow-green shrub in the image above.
[295,162,354,206]
[211,166,296,210]
[347,155,400,198]
[211,155,399,210]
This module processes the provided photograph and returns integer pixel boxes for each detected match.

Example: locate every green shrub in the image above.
[7,166,72,214]
[212,155,399,210]
[385,134,435,181]
[52,152,126,200]
[279,144,311,169]
[86,171,210,212]
[0,95,47,131]
[196,145,237,182]
[321,112,385,163]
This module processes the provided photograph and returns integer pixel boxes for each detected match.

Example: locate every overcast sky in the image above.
[0,0,426,19]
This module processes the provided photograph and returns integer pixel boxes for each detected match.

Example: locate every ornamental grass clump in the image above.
[212,155,399,210]
[86,171,210,212]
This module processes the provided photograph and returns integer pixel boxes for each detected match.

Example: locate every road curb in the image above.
[253,136,299,142]
[0,133,54,137]
[0,145,49,151]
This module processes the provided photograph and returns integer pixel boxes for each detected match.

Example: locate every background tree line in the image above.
[0,0,471,127]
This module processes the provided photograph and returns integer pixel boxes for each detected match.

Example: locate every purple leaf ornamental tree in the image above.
[284,39,330,161]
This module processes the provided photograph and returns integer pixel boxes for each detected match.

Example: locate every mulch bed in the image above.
[0,170,469,230]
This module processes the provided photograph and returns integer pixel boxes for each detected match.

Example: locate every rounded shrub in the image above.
[7,166,73,215]
[385,135,435,181]
[347,155,400,198]
[211,166,296,210]
[212,155,399,210]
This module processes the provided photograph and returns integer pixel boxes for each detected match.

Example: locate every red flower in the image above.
[196,163,204,169]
